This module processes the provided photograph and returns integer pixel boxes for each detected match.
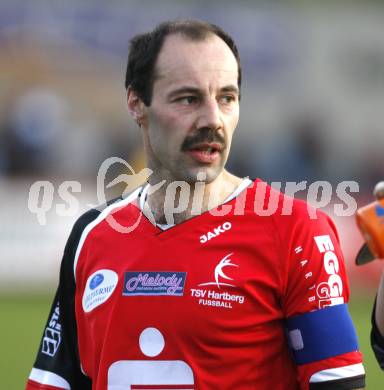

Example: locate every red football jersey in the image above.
[26,179,364,390]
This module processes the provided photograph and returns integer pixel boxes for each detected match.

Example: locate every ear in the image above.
[127,87,147,128]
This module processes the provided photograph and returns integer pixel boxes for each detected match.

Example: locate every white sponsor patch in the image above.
[82,269,118,313]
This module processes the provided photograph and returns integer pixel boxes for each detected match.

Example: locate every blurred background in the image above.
[0,0,383,388]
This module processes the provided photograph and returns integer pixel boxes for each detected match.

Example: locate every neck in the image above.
[143,170,243,225]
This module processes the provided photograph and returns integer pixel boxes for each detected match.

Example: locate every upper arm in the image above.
[26,209,100,390]
[278,202,365,389]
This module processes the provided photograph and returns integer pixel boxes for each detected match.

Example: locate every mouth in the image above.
[185,143,223,164]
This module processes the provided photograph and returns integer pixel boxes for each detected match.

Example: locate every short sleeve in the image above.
[278,200,365,389]
[26,209,100,390]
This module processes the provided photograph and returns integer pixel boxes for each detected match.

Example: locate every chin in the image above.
[175,165,223,185]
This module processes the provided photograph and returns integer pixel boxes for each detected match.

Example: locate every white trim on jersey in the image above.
[139,178,253,231]
[139,183,150,211]
[156,223,175,230]
[29,368,70,389]
[73,187,142,279]
[223,177,252,203]
[309,363,365,383]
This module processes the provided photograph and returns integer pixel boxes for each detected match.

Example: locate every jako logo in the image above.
[200,222,232,243]
[199,253,238,289]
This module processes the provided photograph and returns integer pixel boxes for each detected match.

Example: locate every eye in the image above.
[176,96,199,105]
[219,95,236,104]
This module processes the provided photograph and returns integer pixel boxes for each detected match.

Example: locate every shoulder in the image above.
[250,179,331,224]
[248,180,341,255]
[63,186,143,262]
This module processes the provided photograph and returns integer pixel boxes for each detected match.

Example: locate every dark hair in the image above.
[125,19,241,106]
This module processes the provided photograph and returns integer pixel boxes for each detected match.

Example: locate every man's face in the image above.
[142,33,240,184]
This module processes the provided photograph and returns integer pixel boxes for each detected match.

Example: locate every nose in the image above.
[196,97,222,131]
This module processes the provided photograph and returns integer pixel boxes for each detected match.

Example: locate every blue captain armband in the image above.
[285,304,359,365]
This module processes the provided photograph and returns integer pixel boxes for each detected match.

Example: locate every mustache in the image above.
[181,128,226,151]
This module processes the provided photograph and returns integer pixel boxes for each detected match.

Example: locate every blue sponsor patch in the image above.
[123,272,187,296]
[375,204,384,217]
[90,273,104,290]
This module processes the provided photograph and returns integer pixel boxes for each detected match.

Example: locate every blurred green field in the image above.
[0,292,382,389]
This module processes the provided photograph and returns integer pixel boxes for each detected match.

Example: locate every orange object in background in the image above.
[355,182,384,265]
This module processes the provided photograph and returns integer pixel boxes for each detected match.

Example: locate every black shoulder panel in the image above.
[29,188,142,388]
[31,208,101,389]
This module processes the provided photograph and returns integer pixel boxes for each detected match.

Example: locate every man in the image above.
[26,20,365,390]
[355,181,384,370]
[355,253,384,370]
[372,271,384,368]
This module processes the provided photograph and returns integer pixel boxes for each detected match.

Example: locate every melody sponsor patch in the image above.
[123,272,187,296]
